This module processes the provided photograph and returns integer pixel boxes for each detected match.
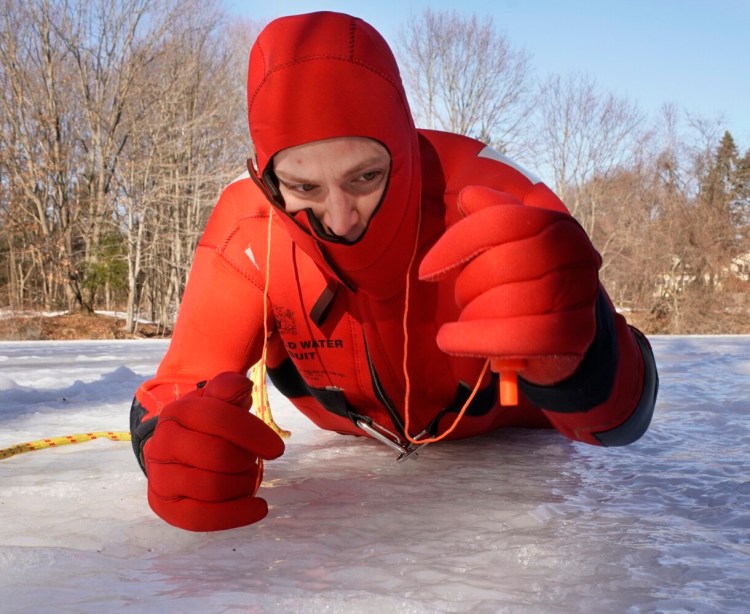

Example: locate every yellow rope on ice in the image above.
[0,431,131,460]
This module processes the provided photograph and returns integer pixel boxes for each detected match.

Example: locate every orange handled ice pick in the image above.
[491,358,526,406]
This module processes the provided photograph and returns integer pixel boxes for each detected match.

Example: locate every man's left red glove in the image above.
[419,185,601,385]
[143,372,285,532]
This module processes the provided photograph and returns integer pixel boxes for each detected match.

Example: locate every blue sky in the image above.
[226,0,750,149]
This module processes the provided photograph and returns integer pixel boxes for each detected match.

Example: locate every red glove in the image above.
[144,372,285,531]
[419,186,601,385]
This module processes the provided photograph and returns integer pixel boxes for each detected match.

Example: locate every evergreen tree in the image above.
[702,131,737,209]
[731,147,750,238]
[697,131,739,253]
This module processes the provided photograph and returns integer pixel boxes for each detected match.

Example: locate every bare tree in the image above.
[396,9,534,157]
[534,73,645,231]
[116,6,260,331]
[52,0,184,312]
[0,0,83,311]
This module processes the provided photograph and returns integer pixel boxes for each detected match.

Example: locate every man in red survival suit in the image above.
[129,11,658,532]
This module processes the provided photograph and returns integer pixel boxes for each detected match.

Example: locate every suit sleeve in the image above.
[517,180,658,445]
[139,245,268,404]
[130,179,271,469]
[432,136,658,446]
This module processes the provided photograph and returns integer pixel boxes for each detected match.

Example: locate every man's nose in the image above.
[324,190,359,237]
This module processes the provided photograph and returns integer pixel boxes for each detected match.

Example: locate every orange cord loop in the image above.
[399,204,494,447]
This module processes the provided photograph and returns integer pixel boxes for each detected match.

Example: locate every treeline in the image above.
[0,0,255,332]
[1,3,749,334]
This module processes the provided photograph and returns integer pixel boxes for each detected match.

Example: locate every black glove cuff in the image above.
[593,328,658,446]
[129,397,157,476]
[518,291,618,413]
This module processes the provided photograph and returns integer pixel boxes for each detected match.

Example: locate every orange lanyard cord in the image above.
[400,205,490,446]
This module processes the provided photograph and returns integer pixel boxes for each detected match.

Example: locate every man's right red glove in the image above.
[143,372,285,532]
[419,186,601,385]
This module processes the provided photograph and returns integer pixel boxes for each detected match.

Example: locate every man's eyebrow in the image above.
[345,154,391,175]
[273,169,308,184]
[275,154,390,183]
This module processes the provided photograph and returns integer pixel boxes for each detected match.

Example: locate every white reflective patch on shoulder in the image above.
[244,246,259,269]
[229,170,251,186]
[477,146,541,184]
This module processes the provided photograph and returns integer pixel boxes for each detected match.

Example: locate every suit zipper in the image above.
[362,335,407,439]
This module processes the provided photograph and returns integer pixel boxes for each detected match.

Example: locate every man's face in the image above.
[272,137,391,242]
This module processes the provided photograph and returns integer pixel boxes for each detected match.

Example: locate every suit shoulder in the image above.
[418,129,541,197]
[202,172,271,244]
[217,171,270,216]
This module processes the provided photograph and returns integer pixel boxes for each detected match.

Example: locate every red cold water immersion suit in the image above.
[131,12,657,477]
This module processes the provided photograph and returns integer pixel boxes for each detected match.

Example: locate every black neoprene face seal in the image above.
[261,167,281,200]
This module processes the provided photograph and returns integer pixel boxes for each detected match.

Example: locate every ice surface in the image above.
[0,337,748,613]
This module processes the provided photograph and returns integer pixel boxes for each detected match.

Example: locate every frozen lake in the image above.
[1,336,748,612]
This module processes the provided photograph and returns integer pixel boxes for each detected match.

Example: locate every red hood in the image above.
[247,11,421,300]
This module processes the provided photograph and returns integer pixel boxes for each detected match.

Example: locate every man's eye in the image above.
[289,183,315,193]
[358,170,381,182]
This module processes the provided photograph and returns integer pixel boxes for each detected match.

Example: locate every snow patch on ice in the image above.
[0,374,22,391]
